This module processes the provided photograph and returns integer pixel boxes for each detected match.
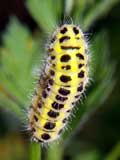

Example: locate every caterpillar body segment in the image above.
[28,24,89,143]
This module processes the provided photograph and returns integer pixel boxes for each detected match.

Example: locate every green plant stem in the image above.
[46,143,63,160]
[64,0,74,16]
[29,142,41,160]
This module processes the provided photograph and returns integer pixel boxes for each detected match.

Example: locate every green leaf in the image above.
[74,150,100,160]
[105,142,120,160]
[0,17,40,116]
[83,0,120,30]
[26,0,62,33]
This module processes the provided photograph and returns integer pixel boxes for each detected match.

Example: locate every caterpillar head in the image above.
[49,24,85,54]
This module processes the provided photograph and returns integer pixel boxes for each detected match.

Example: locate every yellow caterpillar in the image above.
[28,24,89,143]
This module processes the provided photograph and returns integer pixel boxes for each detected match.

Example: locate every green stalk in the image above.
[46,143,63,160]
[64,0,74,16]
[29,142,41,160]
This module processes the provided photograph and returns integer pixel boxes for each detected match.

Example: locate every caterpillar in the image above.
[28,23,89,143]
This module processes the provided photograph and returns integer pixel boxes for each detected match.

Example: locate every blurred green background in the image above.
[0,0,120,160]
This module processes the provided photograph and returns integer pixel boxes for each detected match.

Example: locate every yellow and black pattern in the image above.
[28,24,89,143]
